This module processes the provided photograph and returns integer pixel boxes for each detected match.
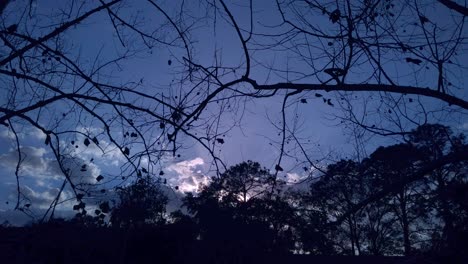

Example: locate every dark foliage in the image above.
[110,176,168,228]
[182,160,296,255]
[0,124,467,262]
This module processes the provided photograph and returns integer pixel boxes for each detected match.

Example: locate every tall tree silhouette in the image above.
[363,144,429,255]
[303,124,467,255]
[308,159,404,255]
[306,160,367,255]
[183,161,296,255]
[408,124,468,255]
[111,176,168,228]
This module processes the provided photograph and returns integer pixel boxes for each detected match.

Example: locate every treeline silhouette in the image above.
[0,124,466,263]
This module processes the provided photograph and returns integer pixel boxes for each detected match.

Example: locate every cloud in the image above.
[0,126,49,141]
[15,185,71,209]
[0,181,75,224]
[30,127,47,140]
[0,146,100,185]
[65,136,125,167]
[0,127,15,140]
[279,172,311,193]
[0,209,35,226]
[166,157,210,193]
[461,122,468,130]
[0,145,102,224]
[0,146,50,178]
[0,207,75,227]
[167,157,204,175]
[286,172,302,183]
[61,157,102,185]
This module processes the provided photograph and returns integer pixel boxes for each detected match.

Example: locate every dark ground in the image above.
[0,226,464,264]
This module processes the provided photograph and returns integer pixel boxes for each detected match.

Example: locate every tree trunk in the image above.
[399,192,411,255]
[348,217,356,255]
[436,175,455,254]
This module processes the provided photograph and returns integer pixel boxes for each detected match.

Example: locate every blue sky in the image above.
[0,0,467,225]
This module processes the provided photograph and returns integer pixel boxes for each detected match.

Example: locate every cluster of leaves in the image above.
[71,192,110,227]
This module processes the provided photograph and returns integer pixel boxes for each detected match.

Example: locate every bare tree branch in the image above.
[437,0,468,16]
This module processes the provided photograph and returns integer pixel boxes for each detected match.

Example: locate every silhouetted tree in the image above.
[293,192,336,255]
[363,143,429,255]
[111,176,168,228]
[302,124,467,255]
[408,124,468,255]
[310,159,402,255]
[183,161,296,254]
[306,160,367,255]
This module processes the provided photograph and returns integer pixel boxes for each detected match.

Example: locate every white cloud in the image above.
[168,157,204,175]
[286,172,302,183]
[281,172,311,193]
[30,127,47,140]
[166,157,209,193]
[0,146,100,185]
[61,157,101,185]
[461,121,468,130]
[0,127,15,140]
[66,137,125,167]
[16,185,62,208]
[2,182,74,211]
[0,125,62,142]
[0,146,50,178]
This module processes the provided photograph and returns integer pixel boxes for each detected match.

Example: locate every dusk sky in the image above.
[0,0,466,225]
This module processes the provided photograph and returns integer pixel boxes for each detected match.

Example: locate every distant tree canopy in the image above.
[182,160,296,254]
[110,177,168,228]
[77,124,465,256]
[305,124,467,255]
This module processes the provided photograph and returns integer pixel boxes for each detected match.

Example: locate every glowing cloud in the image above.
[166,157,210,193]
